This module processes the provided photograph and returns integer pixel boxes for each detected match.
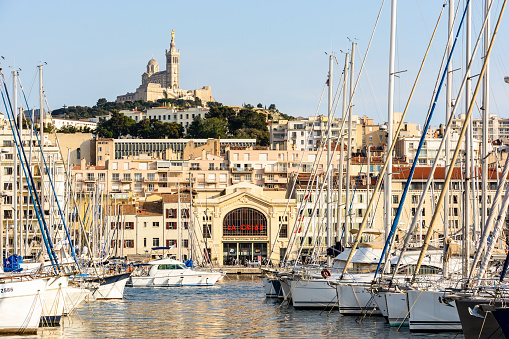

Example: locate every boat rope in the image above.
[19,75,82,270]
[0,72,60,273]
[374,0,452,280]
[413,0,507,281]
[390,0,494,281]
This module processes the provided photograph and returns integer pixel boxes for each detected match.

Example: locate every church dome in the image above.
[147,58,159,74]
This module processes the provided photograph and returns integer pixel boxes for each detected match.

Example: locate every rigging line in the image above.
[283,76,346,264]
[18,78,80,269]
[346,155,366,219]
[0,81,59,273]
[359,61,383,123]
[414,0,442,66]
[27,67,37,102]
[276,83,328,264]
[0,70,61,271]
[293,0,388,261]
[288,7,386,261]
[342,0,449,279]
[414,0,507,282]
[30,83,99,275]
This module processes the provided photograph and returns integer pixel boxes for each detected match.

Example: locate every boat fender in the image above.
[321,269,331,279]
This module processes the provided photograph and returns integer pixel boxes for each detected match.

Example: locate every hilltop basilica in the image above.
[116,30,214,104]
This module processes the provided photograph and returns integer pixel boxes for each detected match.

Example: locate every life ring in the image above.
[321,269,331,279]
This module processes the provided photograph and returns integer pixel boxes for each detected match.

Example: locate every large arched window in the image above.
[223,208,267,236]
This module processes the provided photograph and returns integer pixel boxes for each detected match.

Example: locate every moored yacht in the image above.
[128,258,224,287]
[0,275,49,334]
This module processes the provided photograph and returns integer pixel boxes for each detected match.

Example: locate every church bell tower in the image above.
[165,29,180,89]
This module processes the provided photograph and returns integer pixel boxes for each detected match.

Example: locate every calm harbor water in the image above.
[19,275,463,338]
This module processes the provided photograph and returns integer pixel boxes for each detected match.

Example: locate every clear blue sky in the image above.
[1,0,508,125]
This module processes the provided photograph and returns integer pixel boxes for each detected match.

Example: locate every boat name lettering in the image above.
[226,224,263,231]
[0,287,13,293]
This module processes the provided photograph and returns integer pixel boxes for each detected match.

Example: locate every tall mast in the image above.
[12,70,18,254]
[38,65,44,216]
[326,54,333,266]
[386,0,397,249]
[481,0,491,240]
[339,53,350,247]
[26,108,34,257]
[346,42,355,243]
[443,0,454,278]
[177,183,182,261]
[19,107,23,256]
[464,0,472,278]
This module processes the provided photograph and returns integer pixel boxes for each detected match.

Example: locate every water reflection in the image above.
[30,275,463,338]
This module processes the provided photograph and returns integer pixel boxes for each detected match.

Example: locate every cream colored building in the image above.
[0,125,67,258]
[102,183,295,265]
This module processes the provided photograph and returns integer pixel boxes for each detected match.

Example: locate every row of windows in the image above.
[111,239,189,248]
[147,113,202,121]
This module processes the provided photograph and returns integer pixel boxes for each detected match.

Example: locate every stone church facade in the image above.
[117,30,214,104]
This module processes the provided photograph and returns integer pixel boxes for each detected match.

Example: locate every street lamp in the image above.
[504,76,509,84]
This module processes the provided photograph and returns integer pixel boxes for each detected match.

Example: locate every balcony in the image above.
[121,176,132,182]
[233,167,254,172]
[144,176,158,183]
[159,177,168,182]
[264,165,287,173]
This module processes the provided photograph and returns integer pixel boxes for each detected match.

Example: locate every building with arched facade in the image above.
[117,30,214,104]
[193,182,296,265]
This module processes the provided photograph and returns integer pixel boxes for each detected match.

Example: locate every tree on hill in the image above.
[96,111,136,138]
[186,117,228,139]
[228,109,267,133]
[131,119,183,139]
[206,106,236,120]
[234,128,270,146]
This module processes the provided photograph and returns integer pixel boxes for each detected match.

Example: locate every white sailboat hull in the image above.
[0,277,48,334]
[407,290,461,332]
[338,283,381,316]
[91,273,130,300]
[41,276,68,326]
[263,277,277,298]
[63,286,89,315]
[371,290,388,318]
[385,291,409,327]
[290,278,337,309]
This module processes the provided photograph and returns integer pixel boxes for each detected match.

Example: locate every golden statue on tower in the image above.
[171,29,175,42]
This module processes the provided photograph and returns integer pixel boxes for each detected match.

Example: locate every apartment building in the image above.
[395,133,482,166]
[105,194,192,261]
[270,115,359,152]
[73,144,349,198]
[0,126,67,258]
[95,138,255,165]
[101,183,294,265]
[119,107,210,133]
[452,113,509,141]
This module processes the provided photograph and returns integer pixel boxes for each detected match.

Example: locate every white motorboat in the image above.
[129,259,224,287]
[0,276,49,334]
